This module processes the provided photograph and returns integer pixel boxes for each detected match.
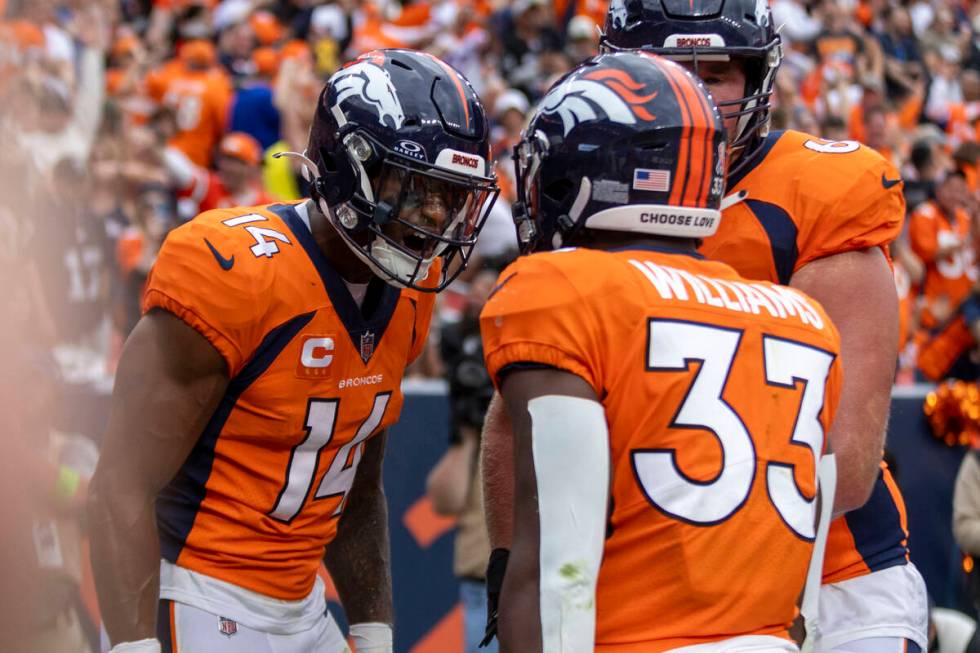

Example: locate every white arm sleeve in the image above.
[800,453,837,653]
[528,395,610,653]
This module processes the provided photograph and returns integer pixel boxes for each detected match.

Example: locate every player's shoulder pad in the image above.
[482,249,616,317]
[154,205,298,301]
[765,130,904,266]
[773,130,905,212]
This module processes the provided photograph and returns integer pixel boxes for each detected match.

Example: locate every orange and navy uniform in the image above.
[481,247,842,651]
[143,201,436,600]
[700,129,910,585]
[908,200,975,331]
[146,61,233,168]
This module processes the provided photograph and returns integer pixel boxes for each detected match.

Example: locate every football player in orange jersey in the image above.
[908,170,976,331]
[480,1,928,652]
[483,51,842,653]
[88,49,498,653]
[145,39,232,168]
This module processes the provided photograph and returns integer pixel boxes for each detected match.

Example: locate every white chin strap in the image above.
[366,232,437,286]
[321,196,438,289]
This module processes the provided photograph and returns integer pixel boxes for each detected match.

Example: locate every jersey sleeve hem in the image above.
[143,287,244,373]
[484,341,598,394]
[795,241,890,271]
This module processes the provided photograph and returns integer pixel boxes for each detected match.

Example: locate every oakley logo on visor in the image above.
[394,139,426,160]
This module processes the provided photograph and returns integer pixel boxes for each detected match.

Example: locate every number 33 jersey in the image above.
[700,129,909,586]
[143,201,436,601]
[481,247,843,651]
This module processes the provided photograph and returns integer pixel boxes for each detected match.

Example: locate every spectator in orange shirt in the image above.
[173,131,274,218]
[145,39,231,168]
[946,69,980,150]
[909,169,977,330]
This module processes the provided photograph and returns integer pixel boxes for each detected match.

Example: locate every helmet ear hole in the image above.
[317,147,357,205]
[543,178,576,205]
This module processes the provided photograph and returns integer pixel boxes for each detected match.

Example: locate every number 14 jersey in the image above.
[143,201,436,601]
[480,246,843,651]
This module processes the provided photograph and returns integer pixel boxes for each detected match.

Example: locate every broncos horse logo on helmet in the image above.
[333,57,406,130]
[513,52,727,253]
[539,68,658,136]
[277,49,498,293]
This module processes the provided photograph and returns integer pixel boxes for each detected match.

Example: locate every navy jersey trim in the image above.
[744,199,799,285]
[727,130,785,191]
[156,310,316,562]
[269,203,402,363]
[609,244,706,259]
[842,470,909,573]
[156,599,174,651]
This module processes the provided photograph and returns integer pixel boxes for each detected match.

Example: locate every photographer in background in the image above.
[426,268,500,653]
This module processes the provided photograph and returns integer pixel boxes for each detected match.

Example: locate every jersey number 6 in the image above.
[632,320,835,540]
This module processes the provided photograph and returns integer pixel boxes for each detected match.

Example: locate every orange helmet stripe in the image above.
[652,57,692,207]
[661,60,715,207]
[426,54,471,127]
[688,71,717,207]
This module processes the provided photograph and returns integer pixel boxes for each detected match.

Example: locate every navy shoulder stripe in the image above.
[156,310,316,562]
[744,199,799,285]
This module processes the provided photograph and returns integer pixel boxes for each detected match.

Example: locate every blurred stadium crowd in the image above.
[3,0,980,650]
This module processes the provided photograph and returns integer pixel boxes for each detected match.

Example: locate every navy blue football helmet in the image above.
[601,0,781,178]
[285,49,498,292]
[513,52,727,254]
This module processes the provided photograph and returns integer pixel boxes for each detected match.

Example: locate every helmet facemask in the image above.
[317,129,499,292]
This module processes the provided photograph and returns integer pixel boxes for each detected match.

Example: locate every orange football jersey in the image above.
[700,129,911,586]
[482,247,842,651]
[143,201,436,600]
[146,62,232,168]
[908,200,975,331]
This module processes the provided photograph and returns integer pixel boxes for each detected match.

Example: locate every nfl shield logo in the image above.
[360,331,375,363]
[218,617,238,637]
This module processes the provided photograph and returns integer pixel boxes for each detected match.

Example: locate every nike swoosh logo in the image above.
[204,238,235,271]
[881,174,902,189]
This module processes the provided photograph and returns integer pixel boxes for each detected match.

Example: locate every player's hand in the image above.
[479,547,510,647]
[109,639,161,653]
